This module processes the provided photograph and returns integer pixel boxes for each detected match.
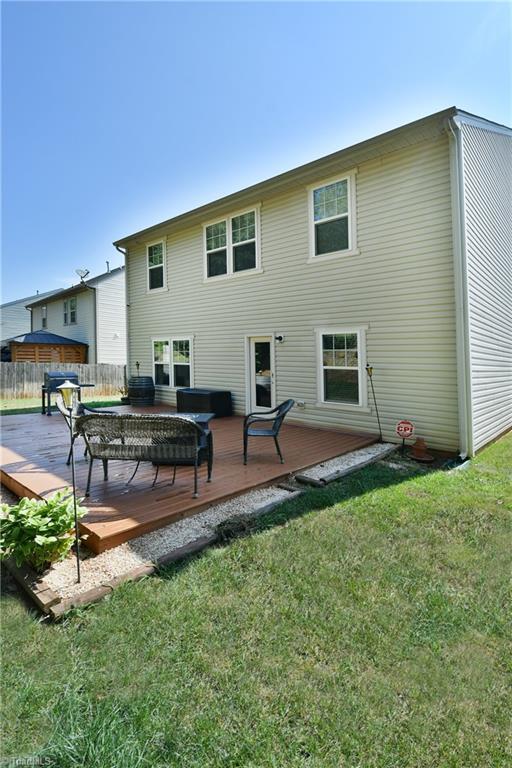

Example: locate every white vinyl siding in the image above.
[0,304,31,341]
[1,291,59,341]
[94,269,127,364]
[124,132,459,451]
[460,121,512,452]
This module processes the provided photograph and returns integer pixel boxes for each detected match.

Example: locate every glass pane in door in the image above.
[254,341,272,408]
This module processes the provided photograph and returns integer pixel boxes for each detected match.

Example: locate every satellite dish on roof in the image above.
[75,269,90,282]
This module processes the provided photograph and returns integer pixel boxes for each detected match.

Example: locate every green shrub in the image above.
[0,489,88,570]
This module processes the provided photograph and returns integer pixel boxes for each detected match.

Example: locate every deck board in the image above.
[1,406,377,553]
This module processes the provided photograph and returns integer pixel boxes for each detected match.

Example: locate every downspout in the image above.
[446,116,473,458]
[115,244,129,379]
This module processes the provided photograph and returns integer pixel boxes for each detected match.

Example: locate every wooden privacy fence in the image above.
[0,363,126,399]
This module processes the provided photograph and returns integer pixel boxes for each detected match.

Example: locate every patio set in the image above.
[54,376,295,499]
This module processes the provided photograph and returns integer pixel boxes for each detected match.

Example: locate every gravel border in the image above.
[44,486,297,599]
[295,442,397,483]
[7,441,402,610]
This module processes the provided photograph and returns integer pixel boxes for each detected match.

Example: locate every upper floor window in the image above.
[152,337,193,388]
[63,296,77,325]
[41,306,47,329]
[308,172,357,261]
[147,241,166,291]
[316,326,367,408]
[204,208,260,279]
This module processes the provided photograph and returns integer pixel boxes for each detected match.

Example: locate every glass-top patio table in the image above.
[149,412,215,469]
[158,412,215,428]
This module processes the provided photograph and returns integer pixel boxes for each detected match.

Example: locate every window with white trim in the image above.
[171,338,191,387]
[205,209,258,278]
[153,338,192,388]
[318,328,365,406]
[41,306,47,329]
[63,296,77,325]
[147,241,165,291]
[309,174,356,258]
[153,340,170,385]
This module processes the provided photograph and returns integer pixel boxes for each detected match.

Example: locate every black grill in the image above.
[43,371,79,393]
[42,371,81,416]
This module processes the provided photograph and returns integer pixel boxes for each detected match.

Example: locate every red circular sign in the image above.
[396,420,415,439]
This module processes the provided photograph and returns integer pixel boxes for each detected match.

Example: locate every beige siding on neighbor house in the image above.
[31,290,96,362]
[461,122,512,452]
[125,135,459,450]
[95,270,127,364]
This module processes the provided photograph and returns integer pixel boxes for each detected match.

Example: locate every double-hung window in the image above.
[63,297,77,325]
[147,241,166,291]
[205,208,259,279]
[41,306,47,329]
[309,172,357,260]
[153,340,170,385]
[153,338,193,388]
[317,327,367,408]
[171,339,192,387]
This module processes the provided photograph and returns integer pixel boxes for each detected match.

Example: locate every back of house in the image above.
[116,108,511,456]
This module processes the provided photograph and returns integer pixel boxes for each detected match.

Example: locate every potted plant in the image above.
[118,385,130,405]
[0,489,88,572]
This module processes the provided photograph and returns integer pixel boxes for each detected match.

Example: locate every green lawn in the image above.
[1,435,511,767]
[0,395,122,415]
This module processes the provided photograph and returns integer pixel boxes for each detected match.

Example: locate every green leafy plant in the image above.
[0,489,88,570]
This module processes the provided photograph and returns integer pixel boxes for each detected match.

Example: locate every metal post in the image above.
[67,406,81,583]
[366,364,383,442]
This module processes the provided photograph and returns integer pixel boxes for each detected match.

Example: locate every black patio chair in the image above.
[56,395,118,465]
[243,399,295,465]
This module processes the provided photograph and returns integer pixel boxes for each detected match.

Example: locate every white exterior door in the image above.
[247,336,275,412]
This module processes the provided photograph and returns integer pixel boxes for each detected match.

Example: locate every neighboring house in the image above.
[113,108,511,457]
[27,266,127,364]
[0,289,59,345]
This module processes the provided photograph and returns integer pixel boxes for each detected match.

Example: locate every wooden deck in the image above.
[1,406,377,553]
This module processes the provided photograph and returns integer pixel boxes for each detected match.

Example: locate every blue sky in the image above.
[1,1,510,302]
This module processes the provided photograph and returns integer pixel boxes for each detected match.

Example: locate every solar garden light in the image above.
[365,364,383,442]
[57,380,82,583]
